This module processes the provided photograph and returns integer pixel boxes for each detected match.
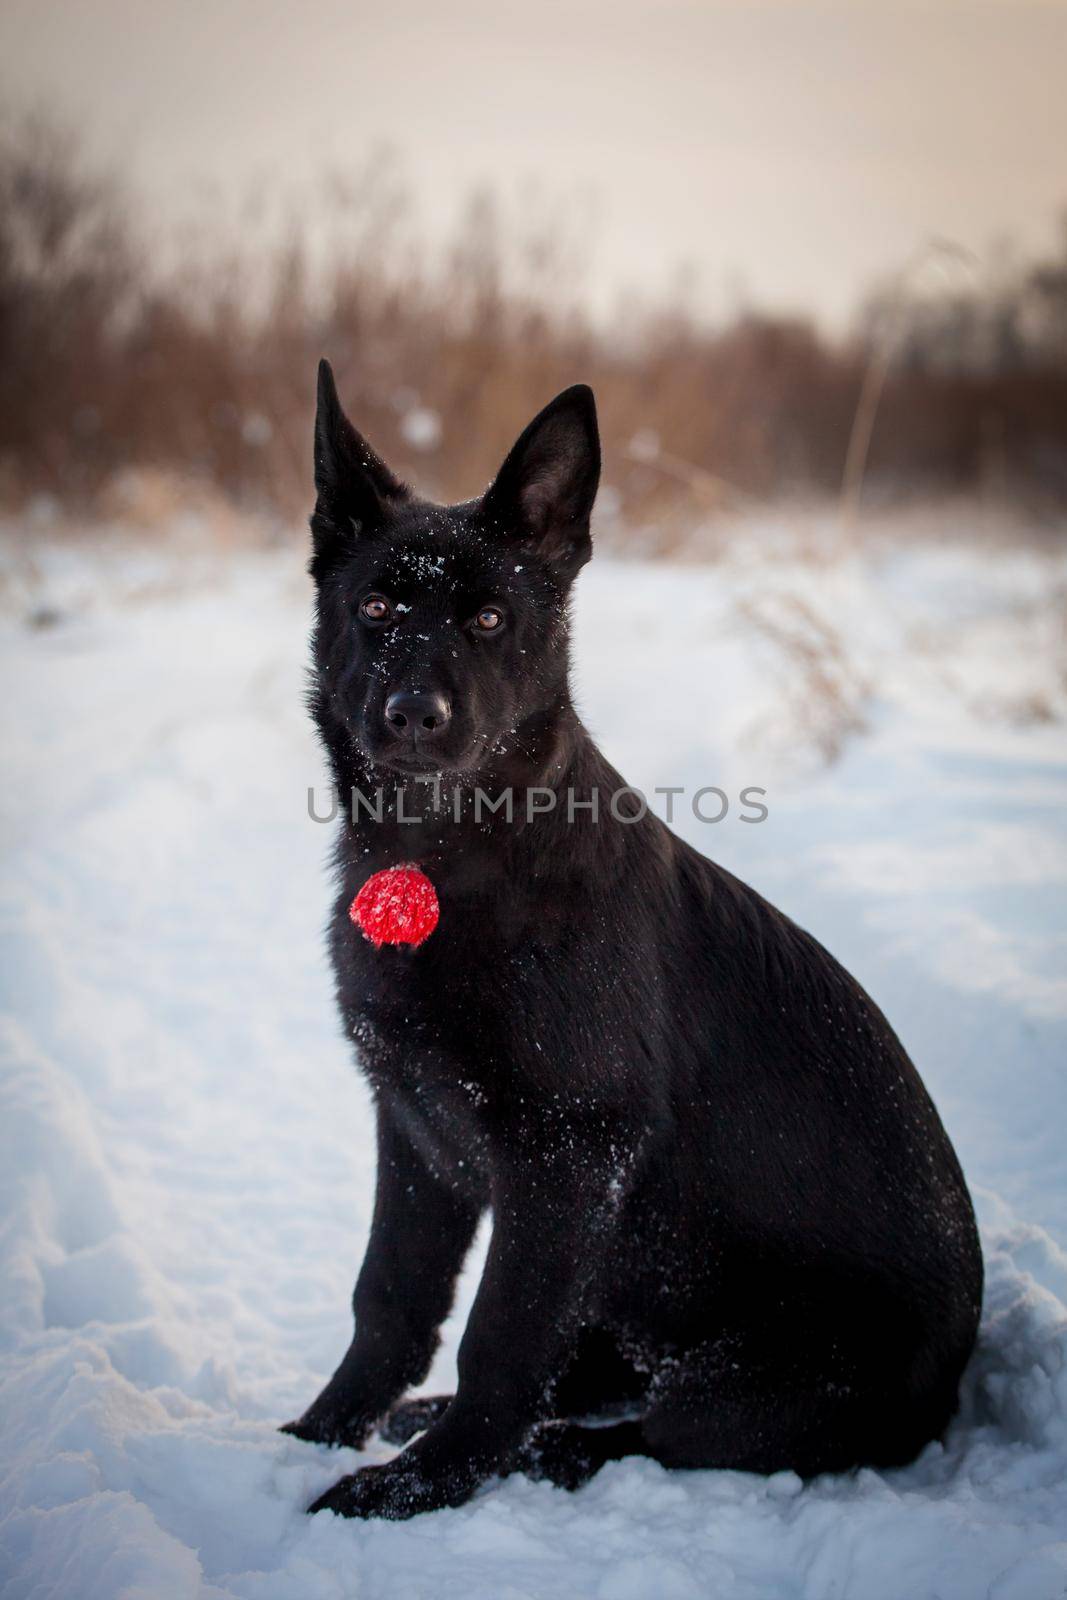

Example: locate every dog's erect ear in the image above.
[312,359,407,562]
[481,385,600,579]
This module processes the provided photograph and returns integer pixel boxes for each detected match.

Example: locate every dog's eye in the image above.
[360,595,392,623]
[473,606,504,633]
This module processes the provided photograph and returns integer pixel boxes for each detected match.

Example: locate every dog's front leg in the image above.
[283,1099,483,1448]
[309,1136,630,1519]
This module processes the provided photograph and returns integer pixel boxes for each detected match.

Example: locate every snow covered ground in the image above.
[2,515,1066,1599]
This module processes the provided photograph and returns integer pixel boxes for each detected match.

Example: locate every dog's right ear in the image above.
[311,360,407,568]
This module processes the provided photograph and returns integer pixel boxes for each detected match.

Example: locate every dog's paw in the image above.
[280,1406,370,1450]
[379,1393,453,1446]
[308,1461,456,1521]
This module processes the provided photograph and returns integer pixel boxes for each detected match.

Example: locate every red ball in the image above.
[349,865,440,949]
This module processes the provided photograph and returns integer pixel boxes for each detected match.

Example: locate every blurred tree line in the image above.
[1,116,1066,536]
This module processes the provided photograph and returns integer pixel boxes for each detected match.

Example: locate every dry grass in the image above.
[738,591,871,764]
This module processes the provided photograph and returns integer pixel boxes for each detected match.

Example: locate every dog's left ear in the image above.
[482,385,600,580]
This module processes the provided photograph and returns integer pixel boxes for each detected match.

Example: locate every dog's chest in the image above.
[339,903,543,1053]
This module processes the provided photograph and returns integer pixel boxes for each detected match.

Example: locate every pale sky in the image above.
[3,0,1066,327]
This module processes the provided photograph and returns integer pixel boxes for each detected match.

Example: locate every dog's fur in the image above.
[284,363,983,1519]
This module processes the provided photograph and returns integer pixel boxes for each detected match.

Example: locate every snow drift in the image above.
[1,524,1065,1599]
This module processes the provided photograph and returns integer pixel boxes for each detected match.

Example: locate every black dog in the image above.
[284,361,982,1519]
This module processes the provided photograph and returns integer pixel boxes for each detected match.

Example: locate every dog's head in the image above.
[309,361,600,781]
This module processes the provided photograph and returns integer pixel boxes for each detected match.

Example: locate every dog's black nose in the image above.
[384,690,452,737]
